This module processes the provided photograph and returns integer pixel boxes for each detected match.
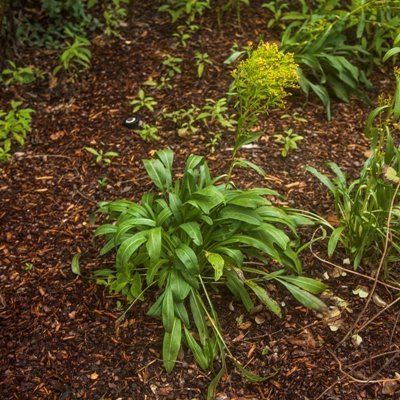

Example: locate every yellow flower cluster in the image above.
[232,42,298,110]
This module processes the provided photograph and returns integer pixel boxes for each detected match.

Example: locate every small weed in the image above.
[274,128,304,157]
[24,262,34,271]
[137,123,160,141]
[194,51,212,78]
[130,89,158,113]
[85,147,119,166]
[0,101,35,162]
[98,177,109,189]
[162,55,183,78]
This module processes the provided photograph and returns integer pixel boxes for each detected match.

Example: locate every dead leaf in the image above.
[89,372,98,380]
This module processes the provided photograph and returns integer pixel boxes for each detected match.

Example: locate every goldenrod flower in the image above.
[232,42,298,111]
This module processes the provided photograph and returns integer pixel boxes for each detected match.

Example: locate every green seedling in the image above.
[130,89,158,113]
[85,147,119,166]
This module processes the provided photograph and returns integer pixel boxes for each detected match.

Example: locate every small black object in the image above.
[123,116,140,129]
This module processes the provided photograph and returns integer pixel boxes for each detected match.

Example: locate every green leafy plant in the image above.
[274,128,304,157]
[104,0,129,39]
[93,149,326,397]
[228,42,298,180]
[159,0,210,24]
[98,177,109,189]
[164,105,203,137]
[53,29,92,81]
[130,89,158,113]
[0,101,35,162]
[306,66,400,274]
[85,147,119,166]
[172,23,199,47]
[137,123,160,141]
[218,0,250,26]
[1,60,44,86]
[194,51,212,78]
[16,0,100,49]
[162,54,183,78]
[86,42,326,396]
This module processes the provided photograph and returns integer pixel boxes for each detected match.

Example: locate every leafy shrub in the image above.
[0,101,34,162]
[306,66,400,275]
[94,148,326,393]
[269,0,400,118]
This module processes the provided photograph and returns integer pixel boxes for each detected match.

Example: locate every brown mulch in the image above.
[1,1,399,399]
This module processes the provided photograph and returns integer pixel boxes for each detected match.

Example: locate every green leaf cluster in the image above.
[94,148,326,389]
[0,101,35,162]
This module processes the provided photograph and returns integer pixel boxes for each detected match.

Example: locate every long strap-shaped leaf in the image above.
[162,317,182,373]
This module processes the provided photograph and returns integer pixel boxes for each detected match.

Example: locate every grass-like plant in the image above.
[306,66,400,276]
[88,42,326,398]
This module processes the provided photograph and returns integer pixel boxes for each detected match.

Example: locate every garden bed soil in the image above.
[0,1,399,399]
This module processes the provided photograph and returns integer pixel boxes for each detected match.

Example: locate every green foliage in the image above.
[218,0,251,26]
[280,14,370,119]
[104,0,129,39]
[0,101,35,162]
[194,51,212,78]
[130,89,158,113]
[159,0,210,24]
[274,128,304,157]
[137,123,160,141]
[94,148,326,385]
[164,97,235,140]
[53,30,92,81]
[16,0,100,49]
[271,0,400,118]
[162,55,183,78]
[306,69,400,275]
[88,41,326,392]
[85,147,119,166]
[1,61,44,86]
[172,23,199,47]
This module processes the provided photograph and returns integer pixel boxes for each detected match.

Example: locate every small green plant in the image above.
[306,66,400,274]
[98,177,109,189]
[159,0,210,24]
[164,105,203,137]
[130,89,158,113]
[85,147,119,166]
[137,123,160,141]
[262,0,289,29]
[172,23,199,47]
[24,263,34,271]
[194,51,212,78]
[1,61,44,86]
[218,0,250,26]
[104,0,128,39]
[274,128,304,157]
[0,101,35,162]
[53,30,92,81]
[281,111,307,123]
[162,55,183,78]
[144,76,173,91]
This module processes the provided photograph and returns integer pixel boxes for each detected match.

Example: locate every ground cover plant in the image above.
[1,1,400,399]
